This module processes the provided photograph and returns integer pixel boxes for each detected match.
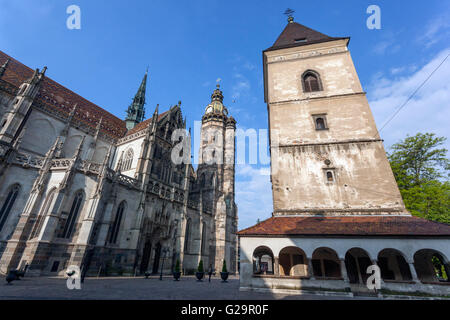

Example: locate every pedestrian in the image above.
[208,264,213,282]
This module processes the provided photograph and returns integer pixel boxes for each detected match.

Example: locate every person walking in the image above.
[208,264,213,282]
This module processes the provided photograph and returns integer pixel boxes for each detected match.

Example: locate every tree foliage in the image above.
[388,133,450,224]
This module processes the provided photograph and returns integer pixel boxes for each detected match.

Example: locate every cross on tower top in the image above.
[284,8,295,23]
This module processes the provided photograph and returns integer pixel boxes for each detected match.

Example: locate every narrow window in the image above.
[109,201,125,244]
[0,184,20,232]
[200,223,207,256]
[30,188,56,239]
[184,219,191,253]
[60,191,83,238]
[313,114,328,130]
[326,171,334,182]
[316,118,325,130]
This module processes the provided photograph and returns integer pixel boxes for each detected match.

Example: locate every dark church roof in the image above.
[0,50,128,139]
[238,215,450,237]
[265,21,349,52]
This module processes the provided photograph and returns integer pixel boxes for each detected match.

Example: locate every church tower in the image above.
[263,17,407,216]
[197,84,237,273]
[125,70,147,130]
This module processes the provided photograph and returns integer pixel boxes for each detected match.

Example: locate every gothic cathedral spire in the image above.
[125,70,148,130]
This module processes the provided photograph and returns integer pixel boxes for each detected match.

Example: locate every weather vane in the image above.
[284,8,295,22]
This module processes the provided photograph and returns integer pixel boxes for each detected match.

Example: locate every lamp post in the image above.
[160,248,169,281]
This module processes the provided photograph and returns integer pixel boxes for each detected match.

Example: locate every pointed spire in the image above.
[0,59,10,78]
[126,70,148,130]
[73,136,86,159]
[61,104,77,136]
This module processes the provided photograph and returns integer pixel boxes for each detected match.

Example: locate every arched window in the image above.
[30,188,56,239]
[0,184,20,232]
[316,117,325,130]
[302,71,322,93]
[184,219,191,253]
[60,191,84,239]
[109,201,126,244]
[200,222,207,256]
[122,148,134,171]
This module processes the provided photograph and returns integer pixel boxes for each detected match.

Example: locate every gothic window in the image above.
[313,114,328,130]
[200,222,207,257]
[109,201,125,244]
[200,173,205,188]
[60,191,84,239]
[302,71,323,93]
[184,219,191,254]
[122,148,134,171]
[30,188,56,239]
[0,184,20,232]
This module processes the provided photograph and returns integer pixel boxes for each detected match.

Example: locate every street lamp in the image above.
[160,248,169,281]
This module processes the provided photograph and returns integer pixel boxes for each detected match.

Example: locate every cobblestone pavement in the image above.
[0,275,368,300]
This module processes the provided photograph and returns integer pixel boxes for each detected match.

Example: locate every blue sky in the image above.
[1,0,449,229]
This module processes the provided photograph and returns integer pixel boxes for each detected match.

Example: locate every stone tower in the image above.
[263,17,407,217]
[197,84,238,272]
[125,70,147,130]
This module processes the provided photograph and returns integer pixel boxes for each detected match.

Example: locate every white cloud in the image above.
[419,13,450,48]
[235,164,273,230]
[368,48,450,153]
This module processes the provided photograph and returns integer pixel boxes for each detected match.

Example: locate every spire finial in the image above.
[284,8,295,23]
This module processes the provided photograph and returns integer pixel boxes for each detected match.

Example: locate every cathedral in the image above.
[238,16,450,297]
[0,50,238,277]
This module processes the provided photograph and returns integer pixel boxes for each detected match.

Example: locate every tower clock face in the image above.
[206,106,213,113]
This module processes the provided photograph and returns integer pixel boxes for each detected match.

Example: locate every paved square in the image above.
[0,275,364,300]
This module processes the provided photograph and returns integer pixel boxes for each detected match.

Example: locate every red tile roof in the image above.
[0,50,128,139]
[238,216,450,237]
[265,21,348,52]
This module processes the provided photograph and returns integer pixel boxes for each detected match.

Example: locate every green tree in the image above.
[388,133,450,224]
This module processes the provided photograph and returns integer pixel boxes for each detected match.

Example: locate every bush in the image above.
[222,260,227,273]
[197,260,204,273]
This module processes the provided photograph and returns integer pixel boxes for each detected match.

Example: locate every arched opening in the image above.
[253,246,274,275]
[302,71,322,93]
[312,247,342,279]
[345,248,372,284]
[108,201,126,244]
[414,249,449,283]
[377,249,412,281]
[0,184,20,232]
[279,246,308,277]
[59,191,84,239]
